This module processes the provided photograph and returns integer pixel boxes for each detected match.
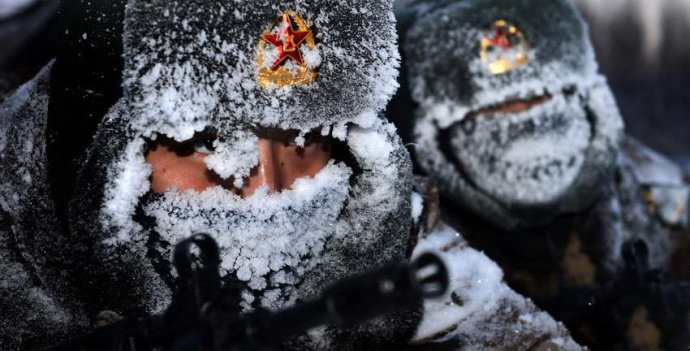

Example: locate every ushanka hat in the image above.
[399,0,623,229]
[54,0,420,349]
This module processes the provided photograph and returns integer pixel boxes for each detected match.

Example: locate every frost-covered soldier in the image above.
[394,0,690,349]
[1,0,582,350]
[2,0,412,348]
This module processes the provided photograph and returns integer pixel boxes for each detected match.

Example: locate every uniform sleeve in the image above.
[409,223,583,351]
[0,64,87,350]
[0,212,83,350]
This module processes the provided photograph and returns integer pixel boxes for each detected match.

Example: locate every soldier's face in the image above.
[145,129,332,197]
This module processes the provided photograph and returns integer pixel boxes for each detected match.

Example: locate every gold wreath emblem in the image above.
[256,11,318,87]
[480,20,529,75]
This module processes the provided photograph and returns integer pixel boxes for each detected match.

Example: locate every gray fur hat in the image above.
[401,0,624,229]
[123,0,401,138]
[67,0,418,348]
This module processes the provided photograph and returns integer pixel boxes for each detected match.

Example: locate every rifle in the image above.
[51,234,449,350]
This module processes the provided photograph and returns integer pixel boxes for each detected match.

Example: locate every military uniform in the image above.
[441,138,690,350]
[0,0,583,350]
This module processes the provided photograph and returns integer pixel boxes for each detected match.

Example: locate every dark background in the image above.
[1,0,689,168]
[574,0,690,170]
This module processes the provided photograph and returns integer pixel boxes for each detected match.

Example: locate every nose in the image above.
[240,138,278,197]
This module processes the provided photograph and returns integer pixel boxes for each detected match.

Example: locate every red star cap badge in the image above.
[489,27,513,48]
[262,13,312,69]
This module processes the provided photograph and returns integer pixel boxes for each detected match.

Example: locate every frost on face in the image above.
[405,0,624,227]
[76,104,413,331]
[449,93,591,206]
[412,225,582,350]
[85,0,411,321]
[94,98,413,313]
[204,130,259,188]
[143,161,352,311]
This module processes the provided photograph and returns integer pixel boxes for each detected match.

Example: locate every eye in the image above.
[192,138,215,154]
[187,133,217,154]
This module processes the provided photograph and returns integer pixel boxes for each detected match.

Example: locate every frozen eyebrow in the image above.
[253,128,299,140]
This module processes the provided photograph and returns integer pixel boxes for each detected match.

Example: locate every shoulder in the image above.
[619,136,690,229]
[0,63,53,220]
[0,63,88,350]
[0,209,83,350]
[0,62,52,138]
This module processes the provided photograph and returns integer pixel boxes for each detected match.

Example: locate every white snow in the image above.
[123,0,400,136]
[204,131,259,188]
[144,161,352,310]
[411,224,583,350]
[89,0,411,319]
[406,0,624,227]
[95,104,409,314]
[411,192,423,224]
[344,122,404,214]
[347,125,395,162]
[100,125,152,244]
[412,225,504,340]
[418,67,598,130]
[450,93,592,205]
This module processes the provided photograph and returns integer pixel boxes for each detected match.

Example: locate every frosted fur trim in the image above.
[83,99,412,315]
[143,162,352,311]
[123,0,400,139]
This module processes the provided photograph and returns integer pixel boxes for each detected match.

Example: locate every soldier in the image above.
[392,0,690,349]
[1,0,581,349]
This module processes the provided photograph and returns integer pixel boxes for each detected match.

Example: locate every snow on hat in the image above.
[123,0,401,140]
[66,2,419,346]
[405,0,598,128]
